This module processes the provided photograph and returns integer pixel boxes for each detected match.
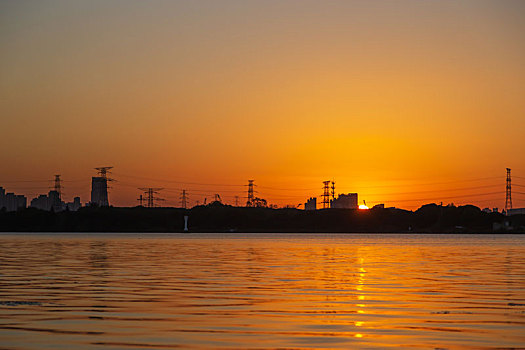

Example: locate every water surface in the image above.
[1,233,524,349]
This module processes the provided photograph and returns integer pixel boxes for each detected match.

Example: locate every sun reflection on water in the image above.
[0,234,524,349]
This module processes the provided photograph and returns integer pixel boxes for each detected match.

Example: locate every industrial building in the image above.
[303,192,359,210]
[305,197,317,211]
[331,193,358,209]
[91,177,109,206]
[0,187,27,212]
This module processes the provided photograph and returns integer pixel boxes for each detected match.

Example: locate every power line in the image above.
[114,178,509,204]
[338,176,502,190]
[0,174,508,190]
[114,173,244,187]
[0,186,51,190]
[138,188,164,208]
[371,191,503,203]
[89,178,505,196]
[109,173,513,201]
[257,185,319,191]
[370,196,502,206]
[360,184,502,197]
[113,180,242,194]
[0,180,53,183]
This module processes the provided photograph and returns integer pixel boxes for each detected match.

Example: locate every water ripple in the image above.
[1,233,524,349]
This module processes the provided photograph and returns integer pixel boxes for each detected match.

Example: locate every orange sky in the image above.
[1,1,525,209]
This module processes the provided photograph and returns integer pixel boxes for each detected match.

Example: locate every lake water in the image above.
[0,233,524,349]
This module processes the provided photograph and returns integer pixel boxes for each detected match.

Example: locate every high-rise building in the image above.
[16,195,27,211]
[30,194,51,211]
[91,177,109,206]
[30,191,81,212]
[331,193,358,209]
[48,190,63,211]
[30,190,65,211]
[0,187,27,212]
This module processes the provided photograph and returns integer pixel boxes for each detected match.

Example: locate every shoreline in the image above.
[1,204,524,234]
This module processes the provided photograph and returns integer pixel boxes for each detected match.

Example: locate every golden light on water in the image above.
[355,251,367,339]
[1,234,524,348]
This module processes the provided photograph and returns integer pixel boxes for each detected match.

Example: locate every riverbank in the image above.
[1,203,523,233]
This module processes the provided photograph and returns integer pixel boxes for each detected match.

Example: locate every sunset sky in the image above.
[1,0,525,209]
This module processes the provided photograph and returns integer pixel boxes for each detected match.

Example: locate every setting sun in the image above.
[359,204,369,210]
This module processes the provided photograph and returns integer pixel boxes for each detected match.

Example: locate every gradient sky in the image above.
[1,0,525,209]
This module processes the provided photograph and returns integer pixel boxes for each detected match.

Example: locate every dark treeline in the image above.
[1,203,524,233]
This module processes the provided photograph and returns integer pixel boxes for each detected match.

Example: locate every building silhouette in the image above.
[30,190,81,212]
[91,177,109,206]
[67,197,82,211]
[30,190,62,211]
[305,197,317,210]
[331,193,358,209]
[0,187,27,212]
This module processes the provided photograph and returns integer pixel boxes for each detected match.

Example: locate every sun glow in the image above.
[359,204,369,210]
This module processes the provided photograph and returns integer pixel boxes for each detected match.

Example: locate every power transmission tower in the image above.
[54,174,62,200]
[331,181,335,201]
[214,194,222,203]
[95,166,113,180]
[505,168,512,214]
[322,181,331,209]
[246,180,255,207]
[137,194,143,206]
[94,166,114,191]
[180,190,188,209]
[138,188,164,208]
[235,196,239,206]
